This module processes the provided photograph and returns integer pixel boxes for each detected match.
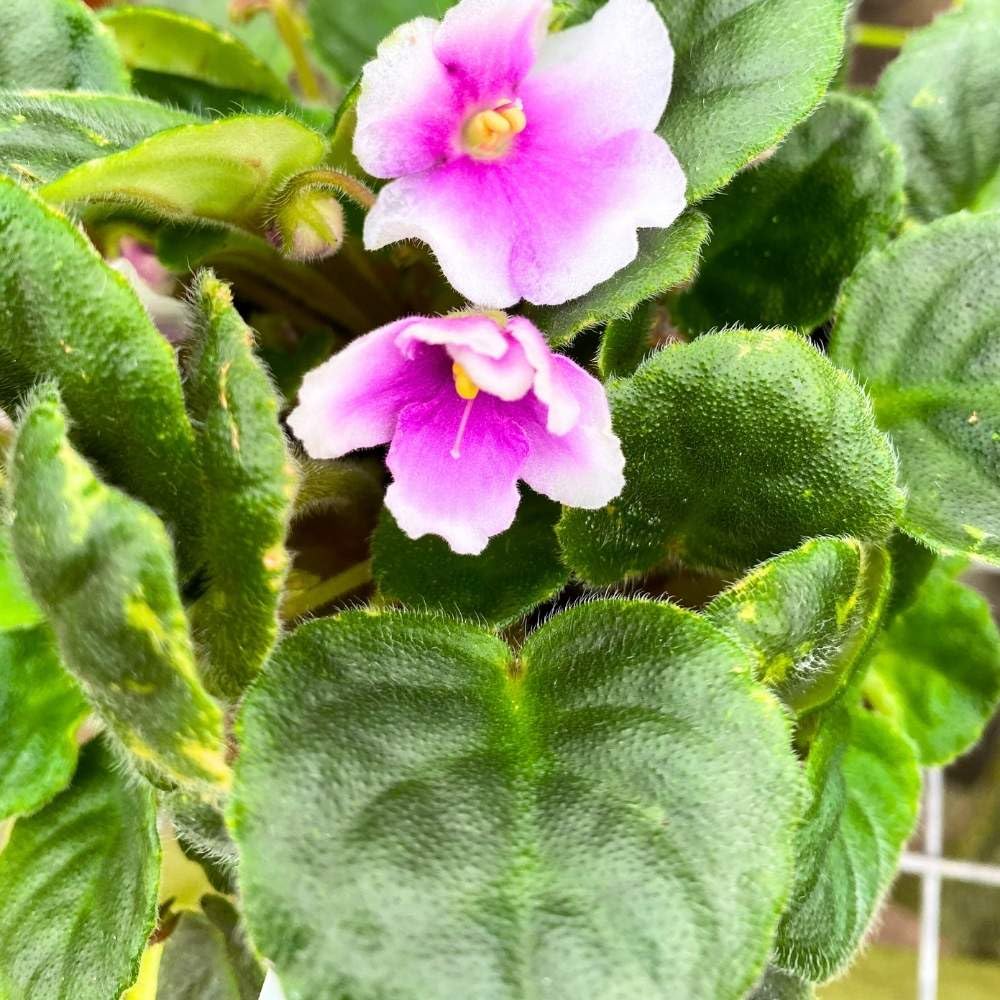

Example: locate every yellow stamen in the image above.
[462,99,527,160]
[452,362,480,400]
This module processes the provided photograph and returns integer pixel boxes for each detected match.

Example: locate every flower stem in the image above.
[852,22,912,49]
[272,0,322,101]
[281,559,374,619]
[287,168,377,211]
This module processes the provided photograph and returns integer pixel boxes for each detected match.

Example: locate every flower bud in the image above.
[272,188,345,262]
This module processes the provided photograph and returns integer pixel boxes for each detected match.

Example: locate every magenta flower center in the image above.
[461,99,527,160]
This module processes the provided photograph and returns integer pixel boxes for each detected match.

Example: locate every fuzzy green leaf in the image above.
[0,626,87,820]
[0,739,160,1000]
[864,564,1000,766]
[774,707,920,982]
[232,602,802,1000]
[706,538,890,715]
[185,273,297,699]
[9,387,229,794]
[0,90,199,187]
[747,967,815,1000]
[830,211,1000,564]
[373,491,568,628]
[875,0,1000,220]
[527,211,709,346]
[0,177,203,571]
[0,526,42,631]
[101,6,292,102]
[598,301,655,380]
[675,95,903,334]
[559,329,902,583]
[0,0,129,93]
[655,0,851,201]
[41,115,327,232]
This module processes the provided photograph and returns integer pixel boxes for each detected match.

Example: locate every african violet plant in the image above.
[0,0,999,997]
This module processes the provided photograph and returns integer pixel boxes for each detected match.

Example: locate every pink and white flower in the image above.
[356,0,686,308]
[288,313,625,554]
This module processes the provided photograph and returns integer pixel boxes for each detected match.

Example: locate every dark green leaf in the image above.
[747,966,815,1000]
[372,490,568,628]
[41,115,327,233]
[675,95,903,334]
[0,626,87,820]
[101,7,292,101]
[774,707,920,982]
[9,387,229,794]
[885,531,936,621]
[864,564,1000,766]
[233,602,802,1000]
[598,301,655,380]
[185,273,297,699]
[0,0,129,93]
[829,211,1000,564]
[527,211,709,346]
[0,739,160,1000]
[705,538,890,715]
[875,0,1000,220]
[559,329,902,583]
[655,0,851,200]
[0,90,199,187]
[0,177,203,572]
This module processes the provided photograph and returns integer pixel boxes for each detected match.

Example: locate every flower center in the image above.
[452,362,480,401]
[461,99,526,160]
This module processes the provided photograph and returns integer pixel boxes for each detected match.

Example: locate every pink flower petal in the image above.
[507,317,580,433]
[448,337,535,401]
[434,0,550,103]
[395,313,509,358]
[287,319,447,460]
[354,17,459,179]
[513,358,626,508]
[526,0,674,145]
[386,393,530,554]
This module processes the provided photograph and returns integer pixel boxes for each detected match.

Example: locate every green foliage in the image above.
[41,115,327,233]
[747,967,815,1000]
[830,212,1000,564]
[706,538,890,715]
[598,301,655,380]
[875,0,1000,220]
[527,211,709,345]
[0,0,129,93]
[654,0,851,200]
[156,897,264,1000]
[0,527,42,630]
[559,329,902,582]
[773,707,921,983]
[101,7,292,102]
[232,603,802,1000]
[675,95,903,334]
[373,491,567,628]
[0,739,160,1000]
[0,177,203,571]
[0,90,199,186]
[9,387,229,794]
[185,272,297,699]
[864,564,1000,766]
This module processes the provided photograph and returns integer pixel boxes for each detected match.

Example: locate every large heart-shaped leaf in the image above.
[829,211,1000,564]
[559,329,902,582]
[0,739,160,1000]
[675,94,903,334]
[232,602,802,1000]
[875,0,1000,220]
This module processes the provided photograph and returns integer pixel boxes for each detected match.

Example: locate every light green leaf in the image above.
[527,211,709,346]
[101,7,292,101]
[0,90,199,187]
[0,177,203,573]
[9,386,230,795]
[655,0,851,201]
[185,273,297,700]
[41,115,327,232]
[233,602,802,1000]
[829,211,1000,564]
[559,329,902,583]
[156,898,264,1000]
[0,0,129,93]
[675,95,903,334]
[0,739,160,1000]
[372,490,568,628]
[864,564,1000,766]
[0,526,42,631]
[705,538,890,715]
[774,707,920,982]
[0,626,88,820]
[875,0,1000,220]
